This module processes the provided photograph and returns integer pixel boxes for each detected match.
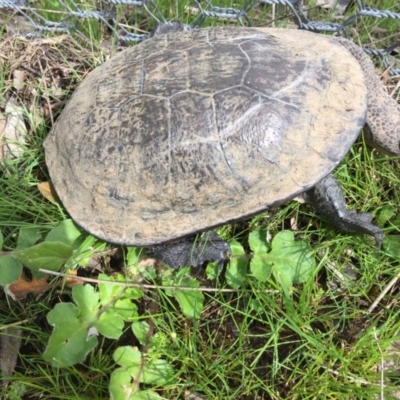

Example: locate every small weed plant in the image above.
[1,220,319,398]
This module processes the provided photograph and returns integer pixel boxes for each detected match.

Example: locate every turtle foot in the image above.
[305,174,383,248]
[146,231,231,269]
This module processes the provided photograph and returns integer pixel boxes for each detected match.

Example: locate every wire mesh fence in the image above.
[0,1,399,76]
[0,0,400,59]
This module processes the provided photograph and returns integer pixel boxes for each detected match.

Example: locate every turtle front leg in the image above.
[304,174,383,248]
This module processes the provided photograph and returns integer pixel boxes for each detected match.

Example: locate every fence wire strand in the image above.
[0,0,399,74]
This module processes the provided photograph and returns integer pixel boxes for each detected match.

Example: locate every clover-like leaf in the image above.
[250,230,314,295]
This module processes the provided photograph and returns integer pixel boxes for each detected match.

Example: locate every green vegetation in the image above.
[1,0,400,399]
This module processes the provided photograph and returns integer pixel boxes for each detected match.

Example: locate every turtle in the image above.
[44,25,400,268]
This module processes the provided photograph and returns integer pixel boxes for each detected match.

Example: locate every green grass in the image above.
[1,0,400,399]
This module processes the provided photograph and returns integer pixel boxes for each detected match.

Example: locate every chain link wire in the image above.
[0,0,399,74]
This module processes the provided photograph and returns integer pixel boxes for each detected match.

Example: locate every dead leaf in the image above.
[5,271,84,300]
[1,97,27,161]
[6,275,52,299]
[37,181,59,205]
[13,69,25,91]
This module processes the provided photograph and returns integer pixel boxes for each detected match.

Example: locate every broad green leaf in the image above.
[109,368,136,400]
[113,347,174,386]
[123,287,144,301]
[269,231,314,293]
[43,302,98,367]
[45,219,82,246]
[131,321,150,345]
[251,231,314,294]
[0,229,3,249]
[131,390,162,400]
[113,346,142,368]
[97,275,139,321]
[43,284,102,366]
[16,227,41,250]
[72,284,100,320]
[0,255,23,285]
[115,298,138,321]
[273,266,295,297]
[174,277,203,319]
[226,239,248,288]
[250,254,272,282]
[43,281,141,367]
[98,274,125,305]
[271,231,314,283]
[205,260,221,280]
[96,310,124,339]
[249,226,269,254]
[109,368,163,400]
[15,241,73,278]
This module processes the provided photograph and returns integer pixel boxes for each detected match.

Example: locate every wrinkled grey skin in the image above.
[147,231,231,269]
[147,24,400,268]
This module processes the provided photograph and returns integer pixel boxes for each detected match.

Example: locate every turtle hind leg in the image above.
[146,231,231,269]
[304,174,383,248]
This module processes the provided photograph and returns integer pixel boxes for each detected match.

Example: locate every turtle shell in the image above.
[44,27,368,246]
